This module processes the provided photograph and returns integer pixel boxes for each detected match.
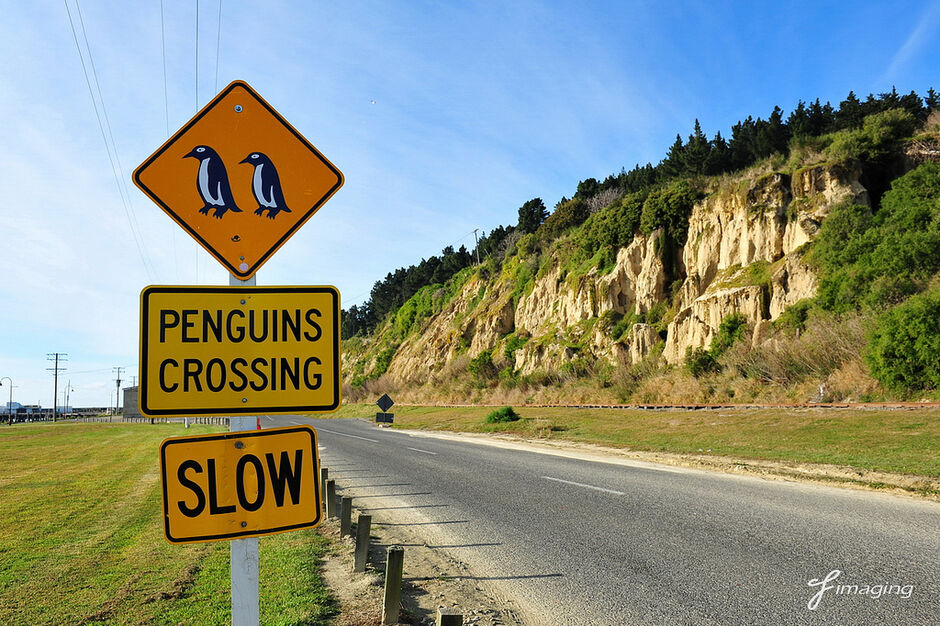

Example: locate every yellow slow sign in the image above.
[161,426,321,543]
[140,286,340,416]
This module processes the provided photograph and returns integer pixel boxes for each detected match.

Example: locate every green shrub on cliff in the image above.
[538,197,590,240]
[812,162,940,311]
[825,108,918,162]
[866,287,940,392]
[640,180,701,246]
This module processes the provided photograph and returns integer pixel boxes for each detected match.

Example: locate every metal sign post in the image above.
[230,274,259,626]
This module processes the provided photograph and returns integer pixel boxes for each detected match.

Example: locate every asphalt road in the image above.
[265,416,938,625]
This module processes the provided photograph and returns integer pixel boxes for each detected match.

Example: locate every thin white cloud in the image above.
[880,1,940,83]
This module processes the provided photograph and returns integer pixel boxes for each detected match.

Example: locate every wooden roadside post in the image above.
[326,480,337,518]
[382,546,404,624]
[437,607,463,626]
[340,496,352,537]
[321,467,329,509]
[354,514,372,572]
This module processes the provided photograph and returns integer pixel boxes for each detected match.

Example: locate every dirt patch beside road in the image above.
[318,509,527,626]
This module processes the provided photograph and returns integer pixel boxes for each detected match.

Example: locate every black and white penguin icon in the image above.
[239,152,292,220]
[183,145,243,219]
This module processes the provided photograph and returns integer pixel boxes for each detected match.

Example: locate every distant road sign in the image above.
[161,426,321,543]
[139,286,340,416]
[133,80,343,279]
[376,393,394,412]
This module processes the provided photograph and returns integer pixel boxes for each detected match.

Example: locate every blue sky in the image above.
[1,0,938,408]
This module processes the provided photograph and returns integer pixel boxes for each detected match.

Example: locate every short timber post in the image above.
[326,480,337,518]
[320,467,329,510]
[437,607,463,626]
[340,497,352,537]
[354,514,372,572]
[382,546,404,624]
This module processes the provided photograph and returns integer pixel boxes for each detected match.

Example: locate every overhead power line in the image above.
[161,0,169,137]
[214,0,222,91]
[64,0,157,281]
[195,0,199,111]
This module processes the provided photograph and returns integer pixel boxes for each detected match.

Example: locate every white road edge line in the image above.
[542,476,625,495]
[315,427,379,443]
[407,447,437,455]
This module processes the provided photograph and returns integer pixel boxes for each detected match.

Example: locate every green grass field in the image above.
[0,422,335,625]
[334,404,940,478]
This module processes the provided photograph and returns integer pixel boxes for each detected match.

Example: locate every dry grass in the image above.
[722,314,868,390]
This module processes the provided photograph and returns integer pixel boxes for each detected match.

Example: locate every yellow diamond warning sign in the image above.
[160,426,321,543]
[139,285,340,416]
[133,80,343,279]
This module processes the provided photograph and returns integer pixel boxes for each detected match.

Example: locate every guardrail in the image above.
[62,416,231,425]
[122,416,230,425]
[397,401,940,410]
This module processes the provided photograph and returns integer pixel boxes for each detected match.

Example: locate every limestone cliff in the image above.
[344,159,869,388]
[663,161,866,363]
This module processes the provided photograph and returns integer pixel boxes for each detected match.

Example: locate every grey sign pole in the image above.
[229,272,259,626]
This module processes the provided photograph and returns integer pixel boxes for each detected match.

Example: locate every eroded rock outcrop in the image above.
[663,285,766,363]
[681,173,789,310]
[514,233,666,336]
[662,162,865,363]
[349,161,867,382]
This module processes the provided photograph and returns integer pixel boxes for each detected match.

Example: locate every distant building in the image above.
[123,386,142,420]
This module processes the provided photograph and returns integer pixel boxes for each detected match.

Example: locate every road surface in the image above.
[264,416,938,625]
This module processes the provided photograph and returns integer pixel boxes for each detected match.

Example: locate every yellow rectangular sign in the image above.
[160,426,321,543]
[140,286,340,416]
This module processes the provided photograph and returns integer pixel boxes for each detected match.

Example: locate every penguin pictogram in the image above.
[183,145,243,219]
[240,152,293,219]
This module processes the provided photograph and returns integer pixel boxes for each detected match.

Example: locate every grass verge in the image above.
[0,422,335,625]
[332,404,940,479]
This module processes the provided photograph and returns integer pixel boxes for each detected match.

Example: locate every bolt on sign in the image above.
[161,426,321,543]
[139,286,340,416]
[133,80,344,279]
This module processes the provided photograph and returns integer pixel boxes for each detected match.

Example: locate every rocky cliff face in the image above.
[515,233,665,334]
[347,161,869,385]
[663,161,867,363]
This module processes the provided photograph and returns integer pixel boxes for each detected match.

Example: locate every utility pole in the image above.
[473,228,481,265]
[113,366,124,420]
[64,380,73,416]
[47,353,67,422]
[0,377,12,424]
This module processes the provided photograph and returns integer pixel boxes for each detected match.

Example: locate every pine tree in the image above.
[899,90,926,122]
[787,100,810,137]
[683,119,711,175]
[704,131,732,175]
[661,134,687,178]
[878,87,901,110]
[729,118,757,169]
[925,88,939,113]
[575,178,600,198]
[806,99,833,136]
[835,91,864,130]
[517,198,548,234]
[756,106,790,156]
